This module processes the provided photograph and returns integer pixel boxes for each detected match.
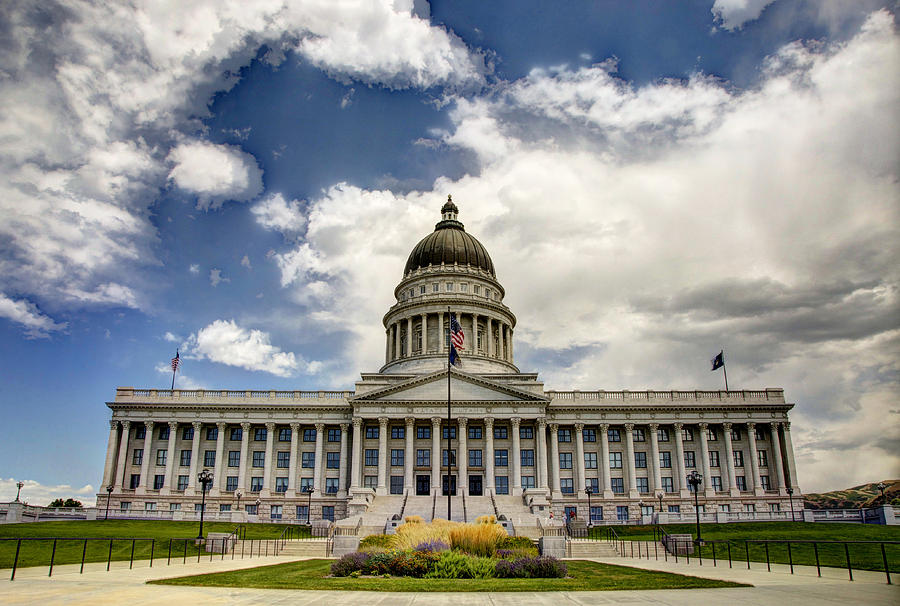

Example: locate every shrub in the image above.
[365,551,394,576]
[404,515,424,524]
[495,546,538,560]
[393,518,459,550]
[497,536,536,550]
[475,514,496,524]
[494,558,527,578]
[425,550,495,579]
[359,534,393,551]
[414,539,450,553]
[449,521,507,557]
[330,552,369,577]
[494,555,567,578]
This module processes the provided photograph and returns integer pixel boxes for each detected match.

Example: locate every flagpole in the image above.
[447,306,452,521]
[171,350,178,390]
[723,362,729,391]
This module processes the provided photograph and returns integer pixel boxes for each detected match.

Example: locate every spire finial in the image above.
[441,194,459,221]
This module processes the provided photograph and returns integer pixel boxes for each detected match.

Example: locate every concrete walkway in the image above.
[1,552,897,605]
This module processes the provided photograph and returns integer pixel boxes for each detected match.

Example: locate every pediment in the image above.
[350,368,548,403]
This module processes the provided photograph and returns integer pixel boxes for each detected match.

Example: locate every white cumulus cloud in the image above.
[209,269,230,287]
[0,477,96,507]
[252,193,308,239]
[712,0,778,30]
[167,140,263,210]
[0,294,68,339]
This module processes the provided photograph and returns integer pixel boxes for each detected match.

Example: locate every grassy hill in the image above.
[803,479,899,510]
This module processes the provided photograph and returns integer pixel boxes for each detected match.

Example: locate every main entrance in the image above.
[416,475,430,496]
[468,474,483,496]
[442,474,457,496]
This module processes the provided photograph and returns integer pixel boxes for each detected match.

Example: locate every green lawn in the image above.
[0,520,309,570]
[150,558,747,591]
[591,522,900,572]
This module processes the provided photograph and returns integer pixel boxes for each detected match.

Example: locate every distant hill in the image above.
[803,479,899,510]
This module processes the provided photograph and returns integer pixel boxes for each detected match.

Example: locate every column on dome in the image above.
[313,422,325,495]
[648,423,661,494]
[722,422,738,495]
[508,328,514,363]
[440,312,447,354]
[746,423,763,495]
[237,422,251,491]
[137,420,154,494]
[431,417,441,496]
[673,423,687,497]
[406,317,413,357]
[770,422,786,493]
[161,421,178,494]
[404,417,415,491]
[393,323,400,360]
[498,323,505,361]
[782,422,799,490]
[624,423,638,498]
[116,420,131,488]
[472,314,479,354]
[487,318,494,357]
[599,423,613,498]
[210,422,225,494]
[511,417,522,494]
[574,423,586,493]
[288,422,300,494]
[422,314,428,354]
[536,418,549,490]
[698,423,713,496]
[485,418,495,495]
[377,417,388,495]
[458,418,468,495]
[350,418,363,489]
[385,327,390,363]
[338,423,349,495]
[102,420,119,488]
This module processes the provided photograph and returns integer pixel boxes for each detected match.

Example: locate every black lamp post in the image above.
[877,482,887,505]
[657,491,664,522]
[787,487,795,522]
[14,481,24,502]
[235,491,242,511]
[303,485,313,524]
[105,484,114,520]
[638,500,645,524]
[196,469,213,540]
[585,487,594,526]
[687,470,703,543]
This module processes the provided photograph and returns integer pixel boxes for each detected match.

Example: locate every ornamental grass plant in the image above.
[448,520,507,557]
[392,518,458,550]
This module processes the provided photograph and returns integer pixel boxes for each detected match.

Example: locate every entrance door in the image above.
[564,506,577,521]
[469,475,483,496]
[442,474,457,496]
[416,475,430,496]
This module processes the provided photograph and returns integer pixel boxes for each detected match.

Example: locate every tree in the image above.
[48,498,83,508]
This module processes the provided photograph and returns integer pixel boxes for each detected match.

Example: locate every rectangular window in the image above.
[736,476,747,491]
[744,503,755,513]
[159,426,170,440]
[519,426,534,439]
[230,427,242,441]
[495,449,508,467]
[296,505,308,520]
[391,449,404,467]
[469,449,482,467]
[182,426,194,440]
[590,506,603,523]
[206,427,218,440]
[244,504,257,515]
[733,450,744,467]
[252,451,265,468]
[660,451,672,468]
[303,428,316,442]
[709,451,720,467]
[145,502,156,511]
[611,478,624,494]
[325,478,339,493]
[302,452,315,468]
[277,451,290,468]
[365,425,379,439]
[611,506,626,521]
[684,451,696,468]
[657,428,670,442]
[364,449,378,466]
[758,450,768,467]
[322,506,335,521]
[586,477,599,493]
[761,475,771,490]
[169,503,180,511]
[769,503,780,512]
[129,474,140,489]
[460,283,468,292]
[520,449,534,467]
[432,283,439,293]
[731,428,742,441]
[416,449,430,466]
[391,426,405,439]
[608,428,621,442]
[420,285,426,295]
[328,428,341,442]
[755,427,767,440]
[557,428,571,442]
[560,478,574,494]
[721,504,732,513]
[254,427,266,441]
[446,282,453,291]
[494,426,508,440]
[132,449,143,465]
[584,452,598,469]
[228,451,240,467]
[610,452,623,468]
[204,450,215,467]
[633,428,646,442]
[682,427,693,441]
[521,475,535,489]
[390,476,403,495]
[559,452,572,469]
[707,427,717,441]
[177,475,188,490]
[416,426,431,439]
[668,505,681,513]
[441,426,457,439]
[661,477,674,492]
[583,428,596,442]
[442,449,456,466]
[156,449,167,466]
[495,476,509,495]
[711,476,723,491]
[468,426,482,440]
[153,474,164,490]
[326,452,340,469]
[634,452,647,468]
[278,428,291,442]
[275,477,288,493]
[299,477,313,491]
[220,504,232,512]
[636,477,649,493]
[250,477,263,492]
[226,476,238,491]
[363,475,377,488]
[180,450,191,467]
[135,426,145,440]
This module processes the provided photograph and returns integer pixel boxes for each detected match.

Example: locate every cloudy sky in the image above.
[1,0,897,505]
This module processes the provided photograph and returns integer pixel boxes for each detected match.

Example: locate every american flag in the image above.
[449,313,464,366]
[171,351,180,372]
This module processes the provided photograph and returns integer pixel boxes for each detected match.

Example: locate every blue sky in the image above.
[1,0,897,504]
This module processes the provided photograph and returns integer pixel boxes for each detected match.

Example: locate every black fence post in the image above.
[727,541,732,568]
[183,539,187,564]
[11,539,21,581]
[150,539,155,568]
[787,542,793,574]
[107,539,113,571]
[845,543,853,581]
[746,542,750,569]
[881,543,891,585]
[167,538,172,565]
[48,539,57,577]
[765,542,770,572]
[80,538,88,574]
[129,539,135,569]
[814,542,820,577]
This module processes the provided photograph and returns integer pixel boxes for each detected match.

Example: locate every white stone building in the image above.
[99,199,801,526]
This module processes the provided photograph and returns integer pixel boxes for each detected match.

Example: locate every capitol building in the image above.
[99,198,801,528]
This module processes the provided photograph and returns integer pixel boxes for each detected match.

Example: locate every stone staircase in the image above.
[275,539,329,557]
[465,496,495,521]
[431,495,466,521]
[567,540,620,558]
[401,495,434,521]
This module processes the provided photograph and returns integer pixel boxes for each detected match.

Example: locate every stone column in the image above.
[406,316,413,357]
[722,422,738,495]
[487,318,494,357]
[440,312,447,354]
[312,422,325,495]
[377,417,388,495]
[509,328,514,363]
[574,423,586,493]
[648,423,661,494]
[161,421,178,494]
[422,314,428,353]
[698,423,714,496]
[548,423,561,496]
[404,417,415,491]
[484,417,495,495]
[458,417,468,495]
[288,422,300,494]
[338,423,349,495]
[536,418,549,490]
[102,420,119,488]
[259,422,275,496]
[782,422,799,490]
[746,423,763,495]
[385,328,390,364]
[770,422,786,494]
[431,417,441,496]
[394,323,400,360]
[511,417,522,495]
[498,323,505,361]
[673,423,688,497]
[350,418,363,489]
[116,420,131,488]
[137,421,154,494]
[237,422,251,491]
[210,422,225,494]
[624,423,638,498]
[599,423,613,498]
[189,422,204,495]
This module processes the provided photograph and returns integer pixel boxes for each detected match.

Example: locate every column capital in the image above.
[548,422,559,431]
[698,422,709,430]
[109,420,118,430]
[746,421,756,430]
[431,416,441,427]
[458,417,468,428]
[314,422,325,431]
[771,421,782,429]
[673,422,683,430]
[722,422,732,430]
[405,417,415,427]
[215,421,225,430]
[144,420,155,429]
[574,423,584,432]
[782,421,791,431]
[648,423,659,431]
[510,417,521,428]
[537,417,547,428]
[290,422,300,431]
[599,422,609,431]
[121,419,131,429]
[484,417,494,429]
[266,422,276,431]
[624,422,634,431]
[241,421,251,430]
[378,417,389,427]
[168,420,178,429]
[340,422,350,431]
[352,417,363,429]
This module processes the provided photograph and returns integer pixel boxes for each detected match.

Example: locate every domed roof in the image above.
[404,197,496,277]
